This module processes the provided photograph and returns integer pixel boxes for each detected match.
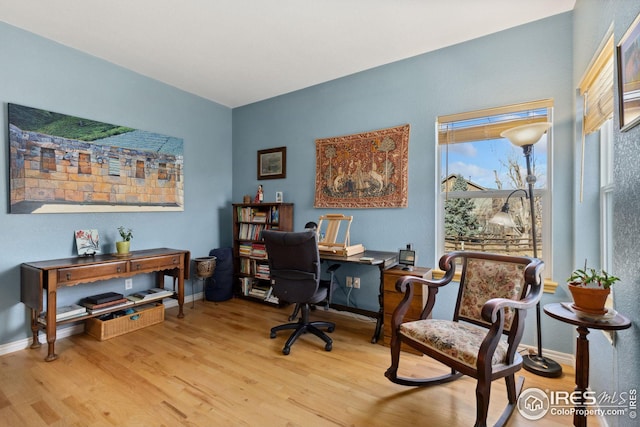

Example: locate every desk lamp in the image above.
[492,122,562,378]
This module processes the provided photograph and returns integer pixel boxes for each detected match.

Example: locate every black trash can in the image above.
[205,247,233,301]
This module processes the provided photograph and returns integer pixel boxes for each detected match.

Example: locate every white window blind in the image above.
[438,99,553,145]
[579,34,614,135]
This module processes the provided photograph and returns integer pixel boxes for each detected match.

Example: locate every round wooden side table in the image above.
[544,302,631,427]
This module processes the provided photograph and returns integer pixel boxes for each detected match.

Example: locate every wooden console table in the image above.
[544,303,631,427]
[21,248,190,361]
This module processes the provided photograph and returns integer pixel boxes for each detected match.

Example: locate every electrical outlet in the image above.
[346,276,353,287]
[125,278,133,290]
[353,277,360,289]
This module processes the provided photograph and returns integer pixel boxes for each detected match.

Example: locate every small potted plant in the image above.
[116,226,133,255]
[567,264,619,314]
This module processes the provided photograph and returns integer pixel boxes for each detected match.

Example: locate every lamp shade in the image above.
[500,122,551,147]
[489,211,518,228]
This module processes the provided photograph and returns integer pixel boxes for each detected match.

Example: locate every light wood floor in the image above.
[0,298,593,426]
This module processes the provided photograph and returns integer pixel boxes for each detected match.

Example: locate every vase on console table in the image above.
[116,241,130,255]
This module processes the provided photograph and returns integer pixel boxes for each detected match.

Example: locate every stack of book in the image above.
[82,292,132,314]
[248,285,272,299]
[126,287,173,302]
[250,243,267,259]
[252,211,267,223]
[43,304,88,322]
[254,263,270,279]
[239,243,252,256]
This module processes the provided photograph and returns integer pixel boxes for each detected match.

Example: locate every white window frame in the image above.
[600,119,614,273]
[435,103,554,277]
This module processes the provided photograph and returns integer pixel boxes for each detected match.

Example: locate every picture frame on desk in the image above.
[75,229,100,256]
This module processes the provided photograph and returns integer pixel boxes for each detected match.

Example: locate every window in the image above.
[40,147,56,172]
[108,157,120,176]
[158,163,168,180]
[436,99,553,271]
[577,31,614,272]
[78,153,92,174]
[136,160,145,179]
[600,119,614,273]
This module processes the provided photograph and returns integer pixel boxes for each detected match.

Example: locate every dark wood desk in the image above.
[544,303,631,427]
[320,250,398,343]
[21,248,190,361]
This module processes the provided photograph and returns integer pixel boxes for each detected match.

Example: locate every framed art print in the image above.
[617,12,640,131]
[257,146,286,180]
[75,229,100,255]
[8,103,184,213]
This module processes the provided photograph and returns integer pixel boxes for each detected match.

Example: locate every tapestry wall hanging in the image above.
[8,103,184,214]
[314,124,409,208]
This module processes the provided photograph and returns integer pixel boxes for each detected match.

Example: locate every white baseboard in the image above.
[519,344,575,368]
[0,294,194,358]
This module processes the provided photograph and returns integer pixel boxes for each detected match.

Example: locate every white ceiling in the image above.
[0,0,575,108]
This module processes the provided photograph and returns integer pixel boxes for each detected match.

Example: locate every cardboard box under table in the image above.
[85,303,164,341]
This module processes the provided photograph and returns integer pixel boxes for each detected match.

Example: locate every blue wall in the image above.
[0,22,232,345]
[574,1,640,426]
[233,13,576,353]
[3,4,637,389]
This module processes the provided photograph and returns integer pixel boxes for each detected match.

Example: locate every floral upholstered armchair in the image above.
[384,251,544,427]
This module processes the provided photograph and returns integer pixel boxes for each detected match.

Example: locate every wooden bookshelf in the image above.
[232,203,293,305]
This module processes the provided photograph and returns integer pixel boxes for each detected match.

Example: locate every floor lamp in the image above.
[491,122,562,378]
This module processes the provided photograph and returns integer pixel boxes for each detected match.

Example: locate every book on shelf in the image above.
[239,243,252,256]
[43,304,88,321]
[248,284,272,299]
[239,277,253,296]
[82,297,128,310]
[84,291,124,305]
[252,211,267,223]
[250,243,267,259]
[265,294,279,304]
[238,223,266,241]
[248,288,267,298]
[127,287,174,302]
[254,262,270,279]
[88,300,135,315]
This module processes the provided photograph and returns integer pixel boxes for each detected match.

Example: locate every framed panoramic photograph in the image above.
[617,12,640,131]
[8,103,184,213]
[257,146,286,180]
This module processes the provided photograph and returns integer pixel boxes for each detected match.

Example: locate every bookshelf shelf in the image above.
[232,203,293,305]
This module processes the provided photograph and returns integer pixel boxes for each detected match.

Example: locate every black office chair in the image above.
[262,229,335,355]
[287,222,341,320]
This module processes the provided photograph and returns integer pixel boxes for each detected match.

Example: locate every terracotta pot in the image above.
[568,284,610,314]
[116,241,130,255]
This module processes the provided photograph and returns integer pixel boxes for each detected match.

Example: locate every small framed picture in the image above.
[617,11,640,131]
[257,146,286,180]
[75,229,100,256]
[275,191,283,203]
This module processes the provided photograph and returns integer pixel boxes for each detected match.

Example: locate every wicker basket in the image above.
[85,303,164,341]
